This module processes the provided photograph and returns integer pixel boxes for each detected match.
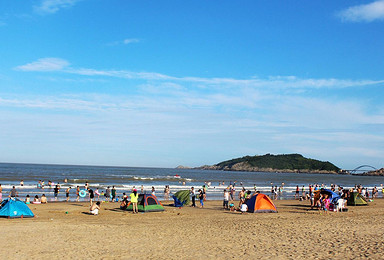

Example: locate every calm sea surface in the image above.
[0,163,383,201]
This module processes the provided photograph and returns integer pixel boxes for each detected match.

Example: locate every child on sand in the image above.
[120,198,128,210]
[41,194,47,203]
[33,195,41,204]
[229,202,236,212]
[25,195,31,204]
[240,203,248,214]
[323,194,330,212]
[90,201,101,215]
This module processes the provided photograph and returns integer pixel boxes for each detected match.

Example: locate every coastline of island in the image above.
[177,153,383,176]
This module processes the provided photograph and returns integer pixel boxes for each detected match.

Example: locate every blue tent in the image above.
[0,198,34,218]
[320,189,341,204]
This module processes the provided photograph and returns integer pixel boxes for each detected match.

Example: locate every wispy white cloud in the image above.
[15,58,70,71]
[1,79,383,168]
[15,57,384,89]
[107,38,141,46]
[338,0,384,22]
[34,0,81,15]
[123,38,140,44]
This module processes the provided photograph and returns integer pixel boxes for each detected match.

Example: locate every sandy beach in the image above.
[1,198,383,259]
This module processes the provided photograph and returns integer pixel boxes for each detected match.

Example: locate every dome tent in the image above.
[246,193,277,213]
[347,192,368,206]
[126,194,164,212]
[0,198,34,218]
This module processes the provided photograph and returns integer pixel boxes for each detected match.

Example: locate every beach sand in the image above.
[1,198,383,259]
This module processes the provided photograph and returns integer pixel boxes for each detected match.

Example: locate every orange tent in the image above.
[246,193,277,213]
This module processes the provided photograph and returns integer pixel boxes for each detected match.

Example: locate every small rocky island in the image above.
[361,168,384,176]
[196,153,341,174]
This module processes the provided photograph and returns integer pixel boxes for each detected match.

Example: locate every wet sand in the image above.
[1,198,383,259]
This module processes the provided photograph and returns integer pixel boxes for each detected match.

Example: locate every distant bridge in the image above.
[347,165,378,174]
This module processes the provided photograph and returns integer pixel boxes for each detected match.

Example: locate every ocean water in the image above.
[0,163,383,202]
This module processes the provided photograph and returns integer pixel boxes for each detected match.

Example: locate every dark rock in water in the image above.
[175,165,192,169]
[361,168,384,176]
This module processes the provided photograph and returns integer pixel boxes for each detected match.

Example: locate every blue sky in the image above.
[0,0,383,169]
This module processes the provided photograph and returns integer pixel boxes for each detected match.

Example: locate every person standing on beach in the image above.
[130,189,139,214]
[88,187,94,206]
[105,187,111,202]
[202,185,207,201]
[151,186,156,196]
[238,188,245,207]
[190,187,196,207]
[9,186,18,198]
[295,185,300,199]
[228,184,234,200]
[274,186,278,200]
[65,187,71,202]
[53,185,59,201]
[373,186,378,198]
[111,186,116,202]
[164,185,170,200]
[223,189,229,209]
[95,188,100,200]
[198,189,204,208]
[76,186,80,202]
[230,185,236,201]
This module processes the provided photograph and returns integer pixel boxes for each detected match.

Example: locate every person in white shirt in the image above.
[240,203,248,214]
[223,189,229,209]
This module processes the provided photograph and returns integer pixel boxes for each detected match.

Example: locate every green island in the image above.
[196,153,341,174]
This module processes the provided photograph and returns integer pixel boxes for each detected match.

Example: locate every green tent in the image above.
[347,192,368,206]
[172,190,190,207]
[126,194,164,212]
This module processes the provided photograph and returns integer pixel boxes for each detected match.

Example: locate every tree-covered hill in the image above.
[199,153,340,173]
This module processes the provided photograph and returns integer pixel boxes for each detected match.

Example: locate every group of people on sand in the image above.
[88,186,139,215]
[354,184,380,200]
[119,188,140,214]
[0,185,23,202]
[25,194,48,204]
[189,185,207,208]
[224,187,261,214]
[189,182,256,213]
